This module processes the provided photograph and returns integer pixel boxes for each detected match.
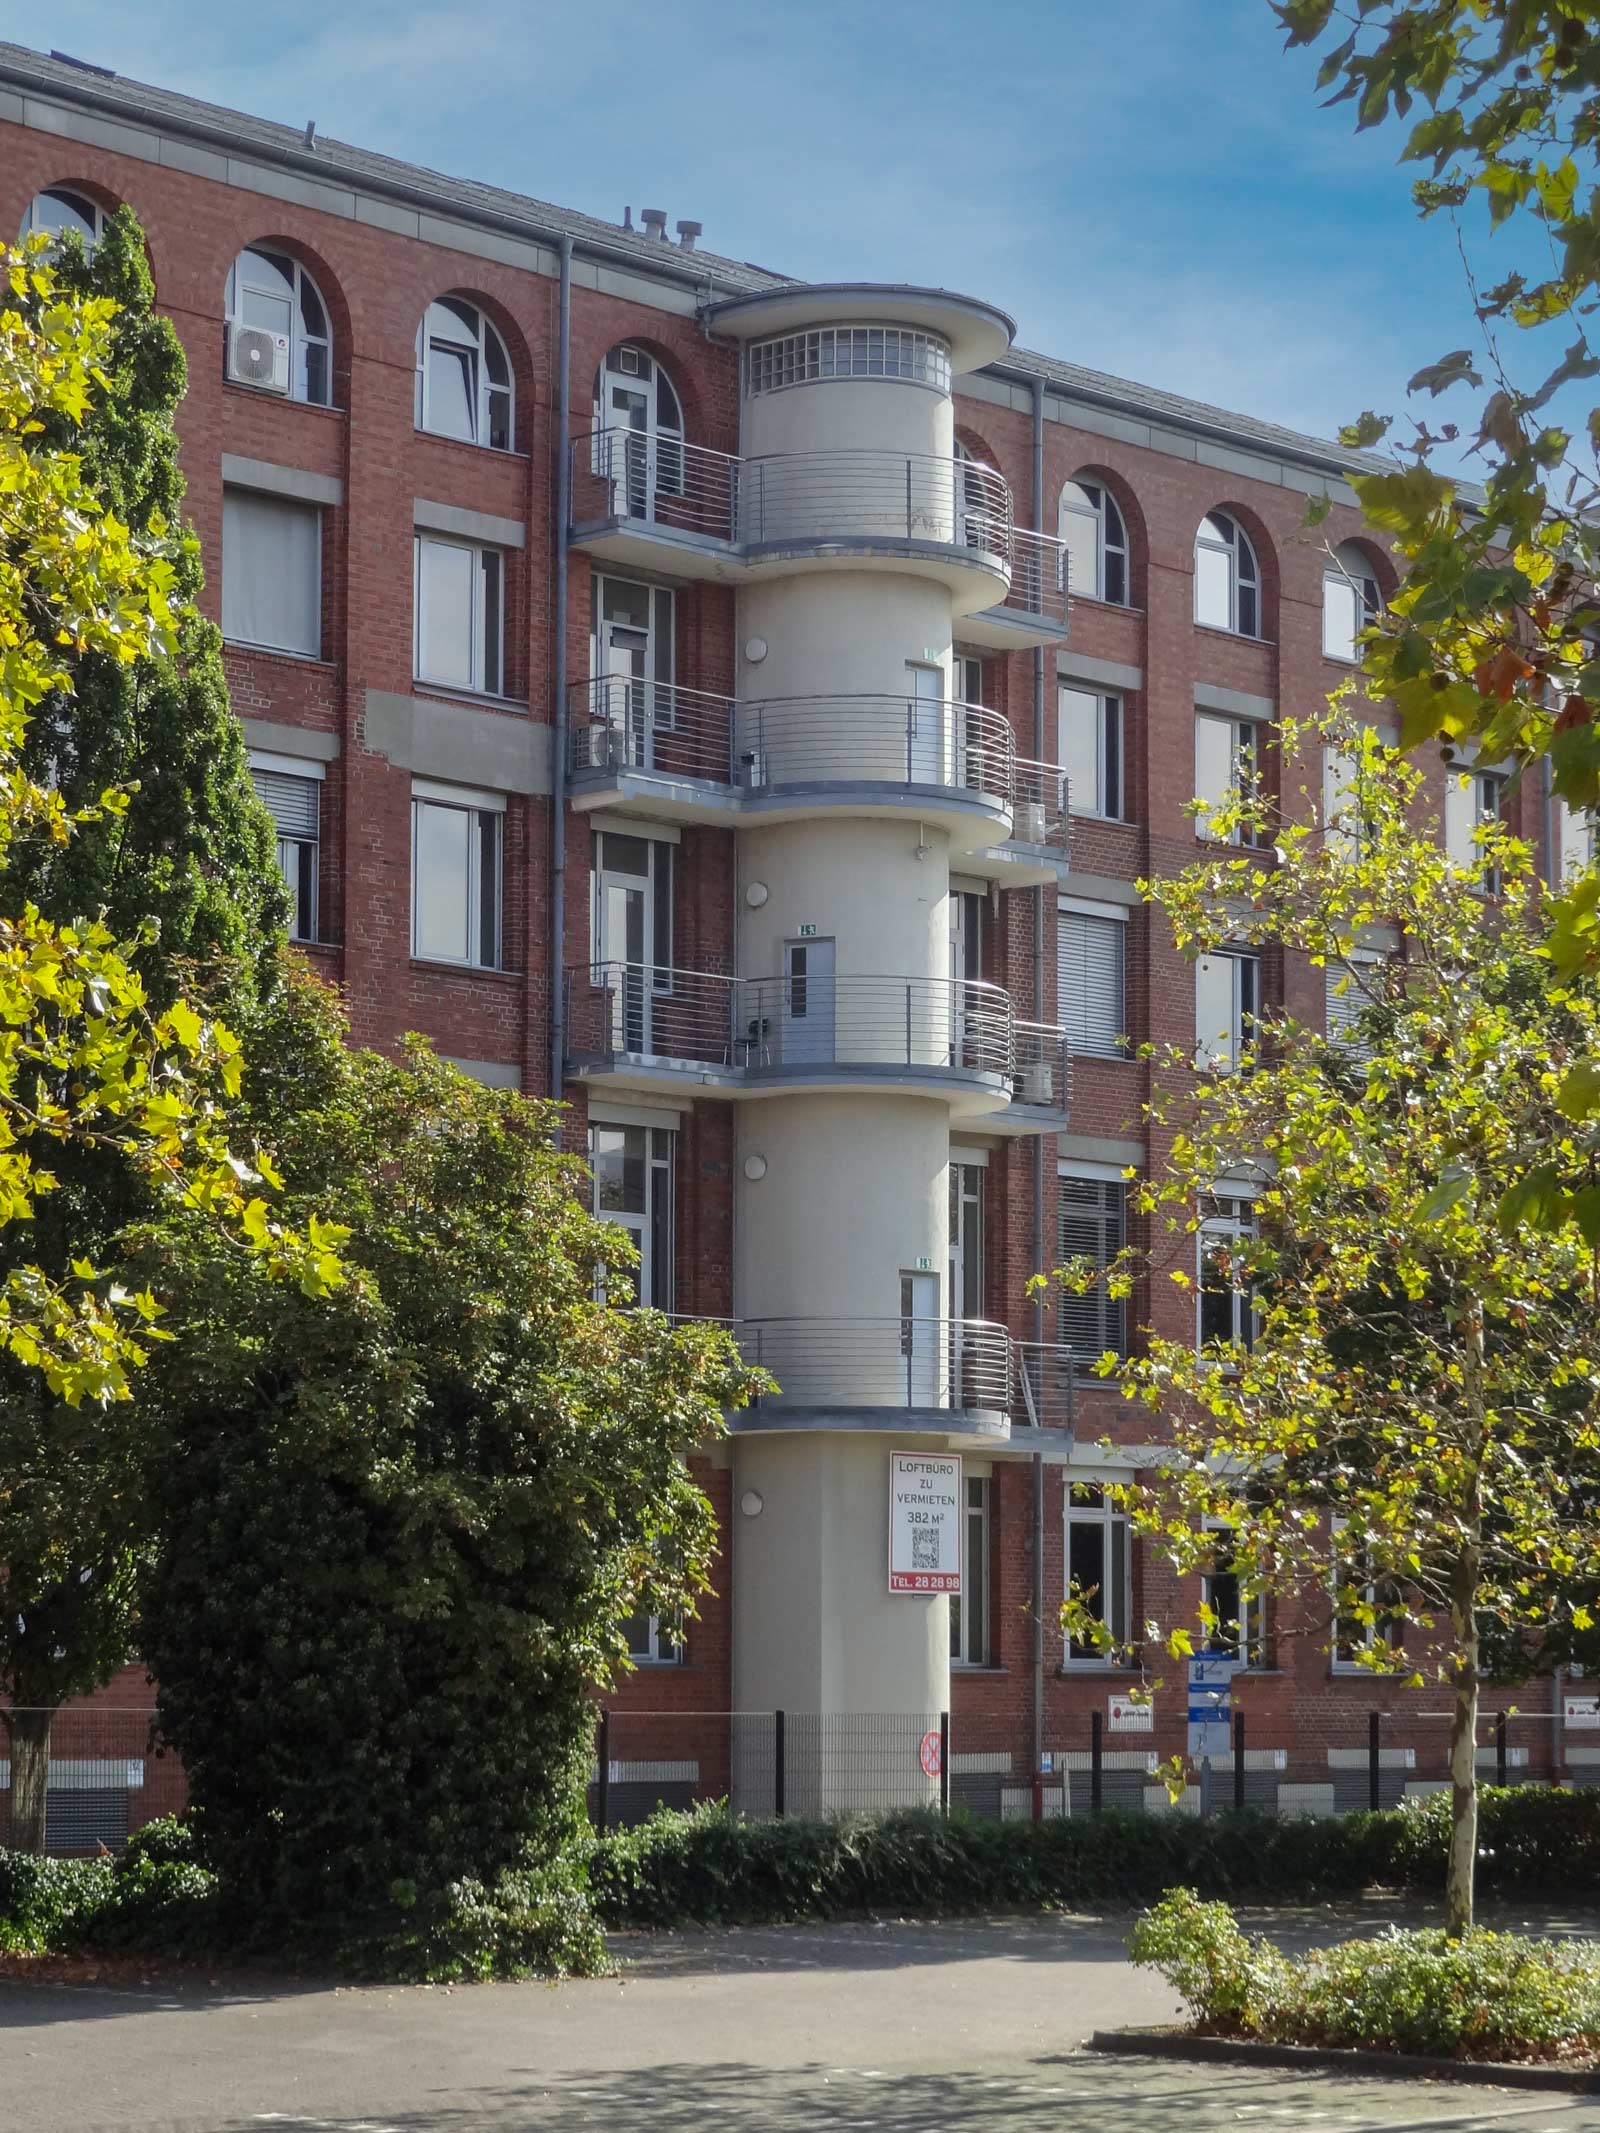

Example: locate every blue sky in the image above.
[1,0,1541,455]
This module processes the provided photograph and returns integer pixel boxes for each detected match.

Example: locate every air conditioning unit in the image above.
[739,749,767,789]
[583,724,618,771]
[1015,1062,1055,1105]
[227,322,291,395]
[1015,801,1046,844]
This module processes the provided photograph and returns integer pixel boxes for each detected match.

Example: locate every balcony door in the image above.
[596,344,684,523]
[593,576,674,770]
[593,829,672,1054]
[949,1160,984,1407]
[780,937,835,1064]
[907,663,947,789]
[900,1269,943,1407]
[949,889,983,1065]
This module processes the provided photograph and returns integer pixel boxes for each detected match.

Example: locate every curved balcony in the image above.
[565,963,1015,1113]
[733,1315,1013,1436]
[962,526,1072,648]
[966,755,1071,885]
[568,677,1017,843]
[571,431,1014,609]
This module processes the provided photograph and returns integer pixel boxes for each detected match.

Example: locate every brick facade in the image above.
[1,48,1571,1826]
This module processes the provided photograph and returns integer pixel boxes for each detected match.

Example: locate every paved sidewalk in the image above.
[6,1909,1600,2133]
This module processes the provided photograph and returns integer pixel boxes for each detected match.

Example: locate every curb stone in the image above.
[1087,2027,1600,2093]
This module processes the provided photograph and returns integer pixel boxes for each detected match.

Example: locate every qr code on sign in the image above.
[911,1526,939,1570]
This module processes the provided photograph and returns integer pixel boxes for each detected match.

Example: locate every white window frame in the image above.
[1325,950,1382,1059]
[225,245,332,407]
[1444,761,1509,889]
[747,326,952,395]
[1194,712,1260,844]
[416,296,514,451]
[1194,950,1260,1073]
[414,532,505,697]
[20,186,104,247]
[1059,477,1128,606]
[1201,1519,1265,1667]
[221,488,323,659]
[1060,683,1123,819]
[1557,796,1598,881]
[410,777,505,970]
[1057,1170,1127,1364]
[1331,1516,1404,1672]
[949,1474,990,1668]
[1058,897,1128,1061]
[1064,1483,1132,1666]
[249,749,323,945]
[1323,542,1380,663]
[1197,1195,1257,1355]
[623,1613,683,1665]
[1194,511,1260,637]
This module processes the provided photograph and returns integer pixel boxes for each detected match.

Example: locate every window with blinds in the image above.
[222,490,322,657]
[1325,959,1378,1060]
[1058,1175,1126,1361]
[1058,908,1125,1058]
[250,764,319,943]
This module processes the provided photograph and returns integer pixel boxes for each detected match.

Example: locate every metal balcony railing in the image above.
[741,1315,1014,1415]
[569,678,1016,811]
[1011,1021,1070,1114]
[567,965,1016,1083]
[575,431,1015,570]
[997,527,1071,628]
[1014,1341,1082,1432]
[1010,757,1070,858]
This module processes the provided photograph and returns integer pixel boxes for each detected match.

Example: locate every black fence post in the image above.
[939,1710,950,1817]
[774,1708,786,1818]
[1233,1710,1246,1814]
[1368,1709,1381,1813]
[597,1709,611,1835]
[1496,1708,1508,1789]
[1090,1708,1104,1813]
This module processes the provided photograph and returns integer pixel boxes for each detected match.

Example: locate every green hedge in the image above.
[6,1788,1600,1976]
[589,1786,1600,1929]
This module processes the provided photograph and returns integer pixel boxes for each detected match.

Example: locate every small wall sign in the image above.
[888,1452,962,1594]
[797,922,817,937]
[1108,1696,1153,1733]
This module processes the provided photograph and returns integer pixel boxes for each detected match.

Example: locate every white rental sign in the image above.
[888,1453,962,1594]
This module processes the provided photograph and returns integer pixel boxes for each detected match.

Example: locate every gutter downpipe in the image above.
[1030,372,1047,1800]
[549,236,574,1105]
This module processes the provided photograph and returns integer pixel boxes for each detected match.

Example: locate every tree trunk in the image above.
[4,1708,52,1856]
[1445,1552,1480,1939]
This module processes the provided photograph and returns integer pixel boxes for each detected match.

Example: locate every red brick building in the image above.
[1,40,1582,1836]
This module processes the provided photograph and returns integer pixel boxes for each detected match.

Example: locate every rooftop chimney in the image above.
[621,205,634,232]
[640,207,669,242]
[675,219,702,252]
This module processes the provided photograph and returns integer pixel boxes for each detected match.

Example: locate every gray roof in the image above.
[3,40,1396,486]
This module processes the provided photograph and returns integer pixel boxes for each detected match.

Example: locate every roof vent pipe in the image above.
[621,206,633,232]
[675,219,702,252]
[640,207,669,241]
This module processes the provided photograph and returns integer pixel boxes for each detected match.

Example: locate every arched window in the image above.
[1323,540,1381,663]
[1195,511,1260,638]
[20,187,104,247]
[417,297,513,450]
[1059,477,1128,606]
[594,343,684,507]
[225,246,332,407]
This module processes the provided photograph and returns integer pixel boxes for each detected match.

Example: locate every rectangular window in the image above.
[949,1475,990,1667]
[415,532,504,695]
[1332,1519,1404,1671]
[1558,797,1597,881]
[622,1613,682,1665]
[1444,764,1507,887]
[1194,951,1259,1072]
[1060,684,1123,819]
[222,490,321,657]
[1198,1196,1255,1355]
[590,1121,674,1312]
[411,779,503,967]
[1058,904,1126,1059]
[1194,713,1258,843]
[1058,1174,1126,1362]
[249,753,321,943]
[1202,1523,1264,1666]
[1325,956,1379,1059]
[1064,1484,1130,1664]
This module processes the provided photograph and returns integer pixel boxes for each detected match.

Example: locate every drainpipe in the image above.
[1030,372,1048,1790]
[549,236,574,1104]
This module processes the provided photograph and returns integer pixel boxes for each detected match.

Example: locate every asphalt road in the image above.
[7,1907,1600,2133]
